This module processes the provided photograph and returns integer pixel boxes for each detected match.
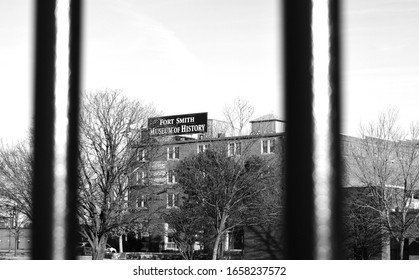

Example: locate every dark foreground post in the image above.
[32,0,82,259]
[283,0,342,259]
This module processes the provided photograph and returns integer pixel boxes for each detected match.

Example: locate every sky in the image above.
[1,0,419,144]
[343,0,419,135]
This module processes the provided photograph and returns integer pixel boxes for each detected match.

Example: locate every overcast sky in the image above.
[1,0,419,143]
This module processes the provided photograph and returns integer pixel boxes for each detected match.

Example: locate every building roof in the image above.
[250,114,285,123]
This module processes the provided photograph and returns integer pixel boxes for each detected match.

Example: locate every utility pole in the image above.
[12,206,17,257]
[8,211,11,253]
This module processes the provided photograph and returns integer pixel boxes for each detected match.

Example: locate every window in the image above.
[236,142,242,155]
[228,142,242,156]
[167,170,176,184]
[197,144,210,153]
[261,139,275,154]
[167,193,179,208]
[167,146,180,160]
[123,189,129,208]
[123,176,129,188]
[136,195,148,208]
[166,234,178,250]
[134,170,145,185]
[137,149,147,161]
[29,1,343,260]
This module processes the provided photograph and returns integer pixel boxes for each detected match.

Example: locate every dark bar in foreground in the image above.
[283,0,342,259]
[32,0,82,259]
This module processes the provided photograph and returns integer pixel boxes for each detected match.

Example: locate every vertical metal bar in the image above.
[67,0,82,261]
[32,0,81,260]
[328,0,342,260]
[32,0,56,260]
[284,0,315,259]
[284,0,341,259]
[311,0,342,260]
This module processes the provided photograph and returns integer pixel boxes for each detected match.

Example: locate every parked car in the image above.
[76,242,116,255]
[106,244,117,254]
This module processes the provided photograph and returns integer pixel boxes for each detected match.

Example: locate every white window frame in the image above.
[167,170,176,184]
[123,189,129,208]
[261,139,275,154]
[167,146,180,160]
[123,176,129,188]
[167,193,179,208]
[228,142,242,156]
[197,143,210,153]
[137,149,147,161]
[135,170,145,184]
[136,194,147,208]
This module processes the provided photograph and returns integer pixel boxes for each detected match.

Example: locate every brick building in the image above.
[122,114,285,258]
[341,135,419,259]
[98,112,419,259]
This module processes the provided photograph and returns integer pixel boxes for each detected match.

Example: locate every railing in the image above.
[283,1,342,259]
[32,0,82,259]
[164,242,178,251]
[30,0,342,259]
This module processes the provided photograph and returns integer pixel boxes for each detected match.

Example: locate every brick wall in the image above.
[128,133,285,256]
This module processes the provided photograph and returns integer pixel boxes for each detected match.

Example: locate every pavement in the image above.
[0,250,30,260]
[0,250,107,260]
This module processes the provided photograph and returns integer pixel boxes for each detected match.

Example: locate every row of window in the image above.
[130,139,277,210]
[133,193,180,209]
[130,169,176,185]
[165,139,277,160]
[132,139,277,185]
[137,139,276,161]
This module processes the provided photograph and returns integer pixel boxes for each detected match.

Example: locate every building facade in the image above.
[114,113,419,259]
[341,134,419,259]
[123,114,285,258]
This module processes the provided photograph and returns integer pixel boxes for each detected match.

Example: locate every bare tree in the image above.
[342,188,383,259]
[0,140,32,256]
[0,203,29,256]
[349,109,419,259]
[0,138,33,221]
[78,89,160,259]
[163,206,202,260]
[223,98,254,136]
[244,161,285,259]
[173,142,277,260]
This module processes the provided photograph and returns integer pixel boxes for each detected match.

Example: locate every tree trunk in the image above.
[178,242,194,260]
[119,235,124,253]
[92,235,108,260]
[399,239,405,260]
[212,233,223,260]
[188,243,194,260]
[212,213,228,260]
[14,230,18,256]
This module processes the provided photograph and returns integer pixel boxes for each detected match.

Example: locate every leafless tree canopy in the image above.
[163,207,201,260]
[348,108,419,259]
[173,142,279,260]
[0,138,33,221]
[343,188,384,259]
[223,97,255,136]
[78,89,159,259]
